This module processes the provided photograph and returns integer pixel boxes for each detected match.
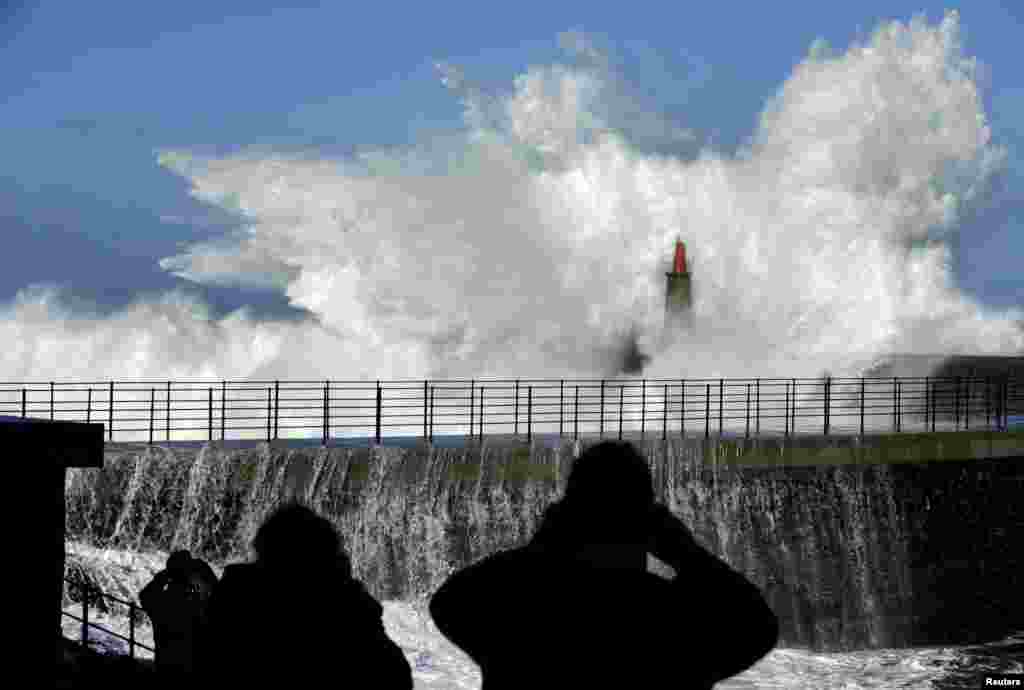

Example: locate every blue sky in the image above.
[1,1,1021,332]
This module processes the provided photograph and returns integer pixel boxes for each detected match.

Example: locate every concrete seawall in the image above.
[65,431,1024,652]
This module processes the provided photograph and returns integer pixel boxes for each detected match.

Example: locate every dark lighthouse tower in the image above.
[665,237,693,330]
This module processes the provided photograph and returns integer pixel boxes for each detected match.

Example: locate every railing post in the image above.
[574,385,579,441]
[986,377,992,429]
[756,379,760,435]
[931,379,937,432]
[718,379,724,436]
[50,381,54,419]
[641,380,646,439]
[322,381,329,445]
[423,381,428,439]
[514,380,520,437]
[81,584,89,646]
[599,380,605,437]
[746,383,751,439]
[469,380,474,439]
[924,377,930,432]
[274,381,280,440]
[1006,378,1012,431]
[430,385,435,442]
[527,385,533,443]
[375,381,382,444]
[791,378,797,433]
[166,381,171,442]
[129,601,136,658]
[954,377,961,431]
[479,386,485,441]
[785,381,790,438]
[86,388,92,424]
[208,388,213,441]
[965,377,971,431]
[109,382,114,441]
[995,379,1001,431]
[266,387,271,443]
[893,377,899,433]
[824,377,830,435]
[618,385,624,440]
[860,379,865,436]
[21,388,25,418]
[221,381,226,441]
[149,388,155,445]
[559,380,564,437]
[1000,378,1007,430]
[663,380,671,440]
[705,383,710,440]
[897,378,902,432]
[680,379,685,437]
[1003,378,1010,429]
[999,376,1007,429]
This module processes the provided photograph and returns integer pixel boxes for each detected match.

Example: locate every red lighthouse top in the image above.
[673,238,687,274]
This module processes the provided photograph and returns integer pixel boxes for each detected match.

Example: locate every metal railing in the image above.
[62,576,154,660]
[8,376,1023,445]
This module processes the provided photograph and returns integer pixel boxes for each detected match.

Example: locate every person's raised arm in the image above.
[193,560,219,593]
[139,570,169,614]
[648,504,779,683]
[199,564,249,680]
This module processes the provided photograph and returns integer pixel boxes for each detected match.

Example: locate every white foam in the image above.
[3,12,1020,406]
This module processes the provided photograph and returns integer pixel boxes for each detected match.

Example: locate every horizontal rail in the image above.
[11,376,1023,445]
[61,611,155,655]
[63,576,153,659]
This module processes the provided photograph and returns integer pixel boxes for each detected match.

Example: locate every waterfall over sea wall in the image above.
[65,436,1023,652]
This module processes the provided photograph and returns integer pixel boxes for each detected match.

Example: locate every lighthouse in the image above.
[665,237,693,330]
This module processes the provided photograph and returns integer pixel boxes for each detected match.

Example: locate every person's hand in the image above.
[646,503,700,566]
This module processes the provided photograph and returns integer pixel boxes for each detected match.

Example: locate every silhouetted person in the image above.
[430,440,779,689]
[203,502,412,688]
[140,549,218,682]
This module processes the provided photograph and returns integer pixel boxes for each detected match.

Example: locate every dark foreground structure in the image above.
[0,416,104,656]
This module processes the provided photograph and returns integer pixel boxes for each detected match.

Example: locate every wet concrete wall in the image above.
[58,464,65,635]
[64,432,1024,652]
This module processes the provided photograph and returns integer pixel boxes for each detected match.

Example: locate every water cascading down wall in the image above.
[64,433,1024,652]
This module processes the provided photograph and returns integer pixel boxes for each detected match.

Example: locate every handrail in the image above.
[10,375,1023,445]
[62,576,154,659]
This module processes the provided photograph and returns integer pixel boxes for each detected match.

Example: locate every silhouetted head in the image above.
[564,440,654,508]
[167,550,192,575]
[253,502,342,570]
[535,441,655,547]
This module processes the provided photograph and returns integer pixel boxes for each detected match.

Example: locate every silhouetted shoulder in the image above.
[432,547,678,687]
[219,562,254,581]
[431,544,775,688]
[190,558,218,586]
[203,564,258,655]
[335,581,412,689]
[338,577,384,621]
[429,548,528,671]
